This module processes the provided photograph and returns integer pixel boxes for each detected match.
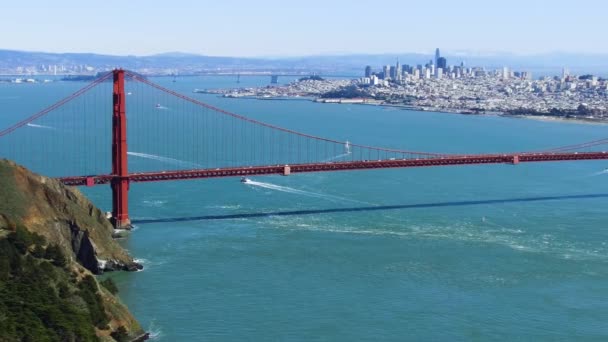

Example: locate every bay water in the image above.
[2,76,608,340]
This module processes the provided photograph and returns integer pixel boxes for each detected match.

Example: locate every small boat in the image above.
[240,177,250,183]
[155,104,162,108]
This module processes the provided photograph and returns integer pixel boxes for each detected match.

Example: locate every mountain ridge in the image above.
[2,48,608,76]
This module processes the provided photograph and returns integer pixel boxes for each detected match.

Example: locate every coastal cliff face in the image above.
[0,159,141,273]
[0,159,145,341]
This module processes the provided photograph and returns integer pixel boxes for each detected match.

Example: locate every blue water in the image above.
[2,76,608,340]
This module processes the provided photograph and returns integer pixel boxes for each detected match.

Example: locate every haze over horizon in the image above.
[4,48,608,59]
[3,0,605,57]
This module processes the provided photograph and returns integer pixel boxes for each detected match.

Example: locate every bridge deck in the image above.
[58,151,608,186]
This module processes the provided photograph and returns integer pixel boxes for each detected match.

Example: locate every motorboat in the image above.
[240,177,251,183]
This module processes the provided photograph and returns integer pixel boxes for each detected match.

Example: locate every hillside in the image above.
[0,159,146,341]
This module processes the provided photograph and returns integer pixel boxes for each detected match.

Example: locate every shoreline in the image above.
[215,94,608,126]
[501,114,608,126]
[370,103,608,125]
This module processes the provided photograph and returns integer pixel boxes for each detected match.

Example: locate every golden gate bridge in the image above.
[1,70,607,228]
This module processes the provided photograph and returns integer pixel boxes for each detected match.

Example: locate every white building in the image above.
[371,75,380,86]
[424,68,431,79]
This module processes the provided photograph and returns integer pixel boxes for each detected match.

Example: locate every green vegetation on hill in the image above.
[0,226,109,341]
[321,85,368,99]
[0,159,144,341]
[0,162,26,223]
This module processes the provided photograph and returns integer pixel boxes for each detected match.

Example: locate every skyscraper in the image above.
[437,57,447,70]
[435,48,441,67]
[365,65,372,78]
[383,65,390,79]
[395,59,402,82]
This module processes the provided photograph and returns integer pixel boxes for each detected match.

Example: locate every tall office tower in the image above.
[365,65,372,77]
[562,67,569,80]
[389,66,397,79]
[437,57,447,71]
[435,48,441,67]
[502,67,510,80]
[383,65,390,79]
[395,59,402,81]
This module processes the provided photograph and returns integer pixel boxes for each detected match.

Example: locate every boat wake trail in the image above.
[26,123,55,130]
[128,151,201,168]
[323,152,351,162]
[143,200,168,207]
[590,169,608,176]
[244,179,370,204]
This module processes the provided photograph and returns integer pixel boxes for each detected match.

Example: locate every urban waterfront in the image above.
[205,49,608,121]
[2,76,608,340]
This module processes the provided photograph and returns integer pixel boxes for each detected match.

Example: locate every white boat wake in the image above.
[244,179,370,204]
[128,151,201,168]
[323,152,351,162]
[142,200,168,207]
[26,123,55,130]
[591,169,608,176]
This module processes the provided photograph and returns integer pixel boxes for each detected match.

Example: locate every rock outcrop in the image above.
[0,159,146,341]
[0,159,141,273]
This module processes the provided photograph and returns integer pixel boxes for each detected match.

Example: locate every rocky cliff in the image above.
[0,159,141,273]
[0,159,146,341]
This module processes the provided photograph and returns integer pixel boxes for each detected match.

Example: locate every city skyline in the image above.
[2,0,606,56]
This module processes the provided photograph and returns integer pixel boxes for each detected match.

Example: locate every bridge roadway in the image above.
[58,151,608,186]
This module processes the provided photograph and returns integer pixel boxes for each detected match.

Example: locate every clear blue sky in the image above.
[2,0,605,56]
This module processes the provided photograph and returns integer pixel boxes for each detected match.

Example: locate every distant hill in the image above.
[1,49,608,76]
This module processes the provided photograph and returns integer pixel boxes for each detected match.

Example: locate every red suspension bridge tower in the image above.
[111,70,130,228]
[2,68,608,230]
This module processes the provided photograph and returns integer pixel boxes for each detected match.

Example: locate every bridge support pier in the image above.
[111,178,131,229]
[111,69,131,229]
